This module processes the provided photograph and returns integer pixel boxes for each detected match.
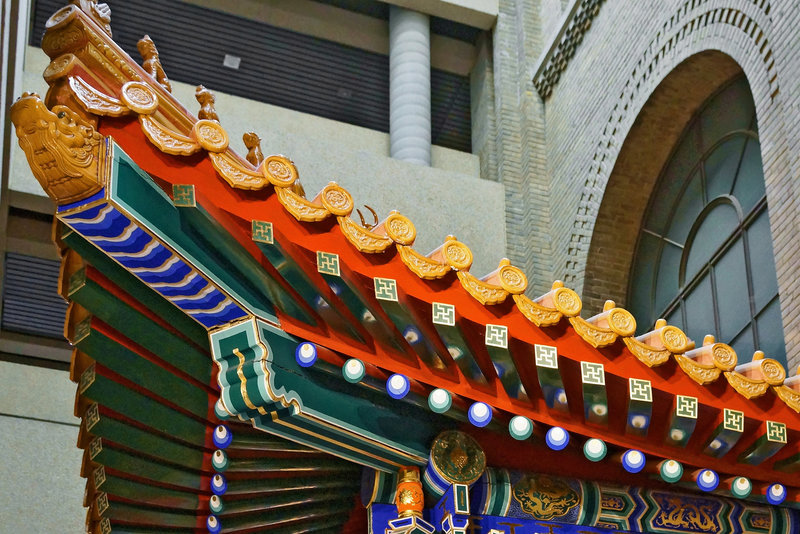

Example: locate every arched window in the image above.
[627,76,786,366]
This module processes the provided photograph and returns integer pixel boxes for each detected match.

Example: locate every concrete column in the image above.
[389,6,431,166]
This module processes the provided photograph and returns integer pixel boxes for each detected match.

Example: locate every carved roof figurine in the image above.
[137,35,171,92]
[195,84,219,122]
[70,0,111,36]
[243,131,264,166]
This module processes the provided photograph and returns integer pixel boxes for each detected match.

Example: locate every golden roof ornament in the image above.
[70,0,111,36]
[243,132,263,166]
[137,35,171,92]
[195,85,218,122]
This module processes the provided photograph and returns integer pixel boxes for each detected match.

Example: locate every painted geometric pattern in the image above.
[676,395,698,419]
[432,302,455,326]
[767,421,787,443]
[60,197,246,328]
[485,324,508,349]
[581,362,605,385]
[316,251,340,276]
[628,378,652,403]
[723,409,745,433]
[374,277,398,301]
[535,344,558,369]
[171,184,195,207]
[251,220,274,244]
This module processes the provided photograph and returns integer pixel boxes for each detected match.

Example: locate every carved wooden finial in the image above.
[137,35,171,92]
[243,132,263,166]
[195,85,219,122]
[70,0,112,36]
[356,205,379,229]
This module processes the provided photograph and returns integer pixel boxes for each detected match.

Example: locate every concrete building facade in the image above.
[1,0,798,529]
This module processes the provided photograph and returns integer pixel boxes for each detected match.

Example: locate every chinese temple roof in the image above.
[11,2,800,532]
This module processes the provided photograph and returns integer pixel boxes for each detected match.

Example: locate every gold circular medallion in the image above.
[120,81,159,115]
[262,155,297,187]
[760,358,786,385]
[44,54,77,82]
[321,183,353,216]
[499,264,528,294]
[385,212,416,245]
[660,325,688,353]
[711,343,737,371]
[444,240,473,271]
[46,6,77,30]
[553,287,582,316]
[429,430,486,485]
[608,308,636,337]
[192,119,229,153]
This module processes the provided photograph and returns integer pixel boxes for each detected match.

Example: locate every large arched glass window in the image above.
[628,76,786,366]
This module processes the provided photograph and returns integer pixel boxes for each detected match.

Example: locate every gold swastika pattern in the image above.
[251,220,274,244]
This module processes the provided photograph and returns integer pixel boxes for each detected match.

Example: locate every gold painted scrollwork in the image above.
[384,212,416,245]
[396,245,450,280]
[623,337,671,367]
[275,186,331,222]
[569,317,617,348]
[209,152,269,190]
[68,76,128,116]
[338,216,393,253]
[120,81,158,115]
[261,155,298,187]
[192,119,229,153]
[724,372,770,399]
[139,115,200,156]
[673,353,721,385]
[10,93,105,205]
[513,294,563,327]
[320,183,354,216]
[457,271,509,305]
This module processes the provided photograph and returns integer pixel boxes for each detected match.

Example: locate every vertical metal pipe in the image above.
[389,6,431,166]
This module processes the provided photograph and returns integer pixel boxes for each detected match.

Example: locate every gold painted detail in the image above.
[673,353,721,385]
[712,343,737,371]
[569,316,617,348]
[443,239,473,270]
[724,371,770,399]
[10,93,105,205]
[120,81,158,114]
[68,76,129,116]
[499,263,528,294]
[661,326,689,353]
[209,152,268,190]
[623,337,671,368]
[261,155,298,187]
[320,183,354,216]
[607,308,636,337]
[761,358,786,386]
[552,286,582,317]
[139,115,200,156]
[773,385,800,413]
[192,119,229,153]
[337,216,393,253]
[429,430,486,485]
[137,35,171,92]
[396,245,449,280]
[512,474,581,520]
[513,294,563,327]
[457,271,509,305]
[275,186,331,222]
[384,212,416,245]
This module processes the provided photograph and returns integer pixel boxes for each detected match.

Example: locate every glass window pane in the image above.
[684,275,716,344]
[684,203,738,282]
[732,138,766,214]
[714,238,750,342]
[756,297,787,367]
[655,242,682,315]
[730,325,755,362]
[666,305,683,332]
[629,233,660,330]
[646,123,701,234]
[700,78,755,146]
[666,169,704,244]
[704,136,746,200]
[747,211,780,312]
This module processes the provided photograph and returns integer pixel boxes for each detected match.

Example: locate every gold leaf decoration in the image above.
[119,81,158,115]
[192,119,228,153]
[673,353,720,385]
[209,152,269,191]
[337,216,393,253]
[275,186,331,222]
[457,271,508,305]
[724,371,770,399]
[139,115,200,156]
[261,155,297,187]
[68,76,129,116]
[623,337,671,367]
[569,316,617,348]
[10,93,105,205]
[513,294,562,327]
[396,245,449,280]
